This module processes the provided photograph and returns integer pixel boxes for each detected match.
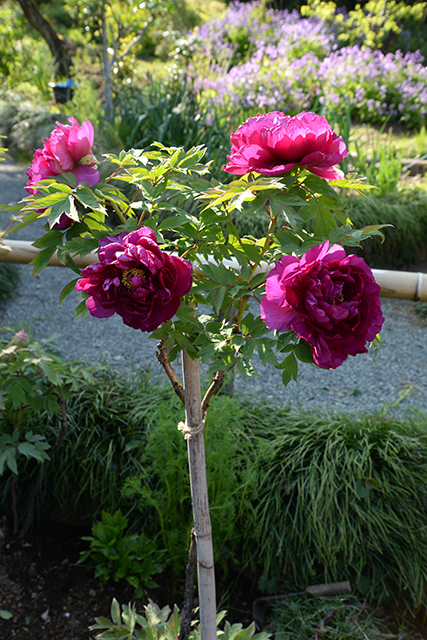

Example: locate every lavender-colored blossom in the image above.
[189,2,427,129]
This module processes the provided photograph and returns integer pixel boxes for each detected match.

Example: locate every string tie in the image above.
[178,419,205,439]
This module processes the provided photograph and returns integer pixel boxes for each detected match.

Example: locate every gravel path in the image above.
[1,155,427,416]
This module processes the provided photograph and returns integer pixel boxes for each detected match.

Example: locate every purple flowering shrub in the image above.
[187,1,427,129]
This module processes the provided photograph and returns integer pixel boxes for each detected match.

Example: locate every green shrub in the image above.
[343,190,427,267]
[122,392,258,574]
[3,352,427,612]
[269,593,394,640]
[78,509,163,598]
[0,264,20,307]
[250,408,427,612]
[0,329,94,535]
[0,365,167,527]
[91,598,271,640]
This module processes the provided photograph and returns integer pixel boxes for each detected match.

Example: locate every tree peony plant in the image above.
[25,117,100,229]
[260,241,384,369]
[223,111,348,179]
[3,110,387,640]
[76,227,193,332]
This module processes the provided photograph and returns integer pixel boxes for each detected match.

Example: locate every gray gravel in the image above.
[1,155,427,416]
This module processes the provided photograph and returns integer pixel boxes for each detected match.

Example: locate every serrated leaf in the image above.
[314,208,337,238]
[236,357,259,377]
[49,195,79,227]
[280,352,298,387]
[74,186,106,213]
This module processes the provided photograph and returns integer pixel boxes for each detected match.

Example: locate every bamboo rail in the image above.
[1,239,427,302]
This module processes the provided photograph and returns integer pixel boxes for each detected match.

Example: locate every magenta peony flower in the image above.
[75,227,193,332]
[26,117,99,192]
[223,111,348,179]
[260,242,384,369]
[26,117,100,229]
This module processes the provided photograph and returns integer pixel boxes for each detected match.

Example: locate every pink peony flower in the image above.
[223,111,348,179]
[26,117,100,229]
[75,227,193,332]
[260,242,384,369]
[26,117,99,192]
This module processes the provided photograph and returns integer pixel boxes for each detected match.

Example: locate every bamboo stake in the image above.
[181,349,217,640]
[1,239,427,301]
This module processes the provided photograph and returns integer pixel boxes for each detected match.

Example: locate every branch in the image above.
[179,529,198,640]
[201,370,224,417]
[17,0,73,77]
[117,17,154,61]
[156,339,185,405]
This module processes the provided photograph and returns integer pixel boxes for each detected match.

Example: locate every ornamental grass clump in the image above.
[251,409,427,612]
[3,106,388,639]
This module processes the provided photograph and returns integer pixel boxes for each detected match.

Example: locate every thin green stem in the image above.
[109,200,127,225]
[235,294,250,329]
[224,206,244,249]
[260,213,279,257]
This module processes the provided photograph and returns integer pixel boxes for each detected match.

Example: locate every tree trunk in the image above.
[16,0,73,78]
[181,349,217,640]
[101,7,114,122]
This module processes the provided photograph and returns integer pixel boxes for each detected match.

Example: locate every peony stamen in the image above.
[121,267,146,289]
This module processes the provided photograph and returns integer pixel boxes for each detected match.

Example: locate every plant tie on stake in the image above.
[178,418,206,440]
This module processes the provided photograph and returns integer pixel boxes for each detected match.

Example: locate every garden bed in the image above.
[0,524,255,640]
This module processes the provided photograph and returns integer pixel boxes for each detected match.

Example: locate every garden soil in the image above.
[0,523,255,640]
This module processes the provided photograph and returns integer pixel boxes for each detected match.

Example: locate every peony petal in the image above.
[224,111,348,179]
[261,240,384,369]
[72,165,100,187]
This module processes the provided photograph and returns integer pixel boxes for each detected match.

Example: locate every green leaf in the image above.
[30,247,58,276]
[314,208,337,238]
[280,353,298,387]
[48,195,79,227]
[110,599,122,626]
[6,451,18,475]
[294,340,314,364]
[74,186,107,213]
[256,341,278,366]
[64,253,81,275]
[303,175,341,199]
[32,228,64,250]
[355,479,370,499]
[236,357,259,377]
[75,299,90,321]
[298,199,319,223]
[0,610,13,620]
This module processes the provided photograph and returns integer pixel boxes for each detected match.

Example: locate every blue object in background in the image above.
[48,79,76,104]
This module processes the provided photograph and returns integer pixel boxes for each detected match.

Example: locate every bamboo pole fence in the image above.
[1,239,427,302]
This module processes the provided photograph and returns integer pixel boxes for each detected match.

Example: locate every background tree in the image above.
[16,0,74,78]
